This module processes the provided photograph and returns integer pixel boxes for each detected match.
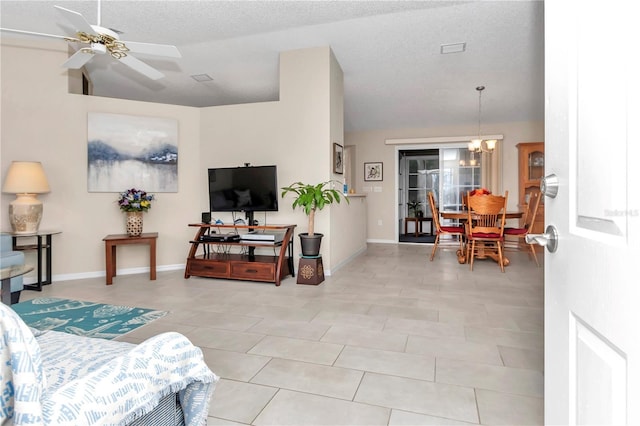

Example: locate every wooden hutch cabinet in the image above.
[517,142,545,234]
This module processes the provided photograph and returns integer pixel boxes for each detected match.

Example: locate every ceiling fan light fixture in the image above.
[90,25,118,40]
[91,42,107,54]
[1,4,180,80]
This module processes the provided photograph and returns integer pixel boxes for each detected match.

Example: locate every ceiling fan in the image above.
[0,1,181,80]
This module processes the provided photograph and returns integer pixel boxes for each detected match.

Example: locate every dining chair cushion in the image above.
[441,226,464,233]
[503,227,528,235]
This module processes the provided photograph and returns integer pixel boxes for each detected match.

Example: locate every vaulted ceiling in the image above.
[0,0,544,132]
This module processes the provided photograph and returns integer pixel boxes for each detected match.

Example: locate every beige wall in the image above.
[199,47,357,272]
[331,195,367,269]
[1,39,202,281]
[346,121,544,242]
[1,40,358,282]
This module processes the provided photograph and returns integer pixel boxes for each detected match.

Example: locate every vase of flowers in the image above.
[118,188,154,237]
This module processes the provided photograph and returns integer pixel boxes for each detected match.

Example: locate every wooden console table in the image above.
[184,224,295,286]
[103,233,157,285]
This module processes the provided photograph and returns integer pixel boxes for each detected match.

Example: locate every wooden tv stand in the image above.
[184,223,296,286]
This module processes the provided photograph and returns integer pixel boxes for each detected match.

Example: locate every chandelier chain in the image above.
[476,85,485,140]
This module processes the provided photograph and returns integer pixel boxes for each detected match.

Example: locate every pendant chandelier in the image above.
[468,86,496,153]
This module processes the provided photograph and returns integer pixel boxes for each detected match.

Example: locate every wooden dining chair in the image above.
[427,191,464,261]
[466,190,508,272]
[504,190,542,266]
[463,188,491,210]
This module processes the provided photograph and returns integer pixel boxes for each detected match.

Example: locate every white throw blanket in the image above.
[1,303,218,425]
[1,303,45,424]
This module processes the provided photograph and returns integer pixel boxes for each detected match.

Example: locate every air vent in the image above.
[191,73,213,82]
[440,42,466,54]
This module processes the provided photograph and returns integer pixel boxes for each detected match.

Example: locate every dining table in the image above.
[440,210,524,266]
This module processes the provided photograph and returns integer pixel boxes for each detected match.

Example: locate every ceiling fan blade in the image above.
[54,5,97,36]
[0,27,77,41]
[123,41,181,58]
[62,49,95,69]
[118,54,164,80]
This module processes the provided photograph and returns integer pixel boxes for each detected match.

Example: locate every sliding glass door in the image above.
[440,148,482,212]
[399,147,484,238]
[400,151,439,218]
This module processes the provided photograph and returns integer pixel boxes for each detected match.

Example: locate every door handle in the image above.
[540,174,559,198]
[526,225,558,253]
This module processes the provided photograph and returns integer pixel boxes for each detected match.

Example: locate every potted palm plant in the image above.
[281,180,348,256]
[407,200,423,217]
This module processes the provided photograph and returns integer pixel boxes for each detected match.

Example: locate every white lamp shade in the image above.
[3,161,50,234]
[485,139,497,151]
[2,161,50,194]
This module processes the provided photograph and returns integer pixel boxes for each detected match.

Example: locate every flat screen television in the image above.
[208,165,278,213]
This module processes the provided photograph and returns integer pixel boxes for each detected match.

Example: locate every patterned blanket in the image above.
[1,303,218,425]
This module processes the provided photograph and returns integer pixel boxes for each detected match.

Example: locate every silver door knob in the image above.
[525,225,559,253]
[540,174,559,198]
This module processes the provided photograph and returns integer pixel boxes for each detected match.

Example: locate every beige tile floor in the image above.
[21,243,544,425]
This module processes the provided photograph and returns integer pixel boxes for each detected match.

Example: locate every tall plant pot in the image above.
[125,211,144,237]
[299,233,323,257]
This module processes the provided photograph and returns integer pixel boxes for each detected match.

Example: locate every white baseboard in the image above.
[366,238,397,244]
[25,263,186,284]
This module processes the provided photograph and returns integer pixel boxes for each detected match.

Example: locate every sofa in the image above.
[0,303,219,425]
[0,233,24,304]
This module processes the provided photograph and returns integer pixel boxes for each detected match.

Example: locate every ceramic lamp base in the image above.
[9,194,43,234]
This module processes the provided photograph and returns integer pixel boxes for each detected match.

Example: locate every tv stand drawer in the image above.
[189,260,229,278]
[230,262,275,281]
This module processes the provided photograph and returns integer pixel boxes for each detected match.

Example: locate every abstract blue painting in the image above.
[88,112,178,192]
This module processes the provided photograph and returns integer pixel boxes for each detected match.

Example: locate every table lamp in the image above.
[2,161,51,234]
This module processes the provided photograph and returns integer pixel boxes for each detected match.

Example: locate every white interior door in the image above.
[545,1,639,424]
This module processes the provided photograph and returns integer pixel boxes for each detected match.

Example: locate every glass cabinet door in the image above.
[528,151,544,180]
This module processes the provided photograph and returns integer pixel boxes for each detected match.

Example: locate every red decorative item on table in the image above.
[470,188,491,196]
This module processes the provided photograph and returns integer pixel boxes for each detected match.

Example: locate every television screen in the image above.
[208,165,278,212]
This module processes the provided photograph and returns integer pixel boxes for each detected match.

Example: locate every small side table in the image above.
[404,217,434,237]
[297,255,324,285]
[1,265,34,305]
[103,233,158,285]
[10,229,61,291]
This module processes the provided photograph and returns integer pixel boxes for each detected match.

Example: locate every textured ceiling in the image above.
[0,0,544,132]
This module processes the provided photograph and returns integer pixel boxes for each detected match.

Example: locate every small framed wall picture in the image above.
[333,143,344,174]
[364,162,383,181]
